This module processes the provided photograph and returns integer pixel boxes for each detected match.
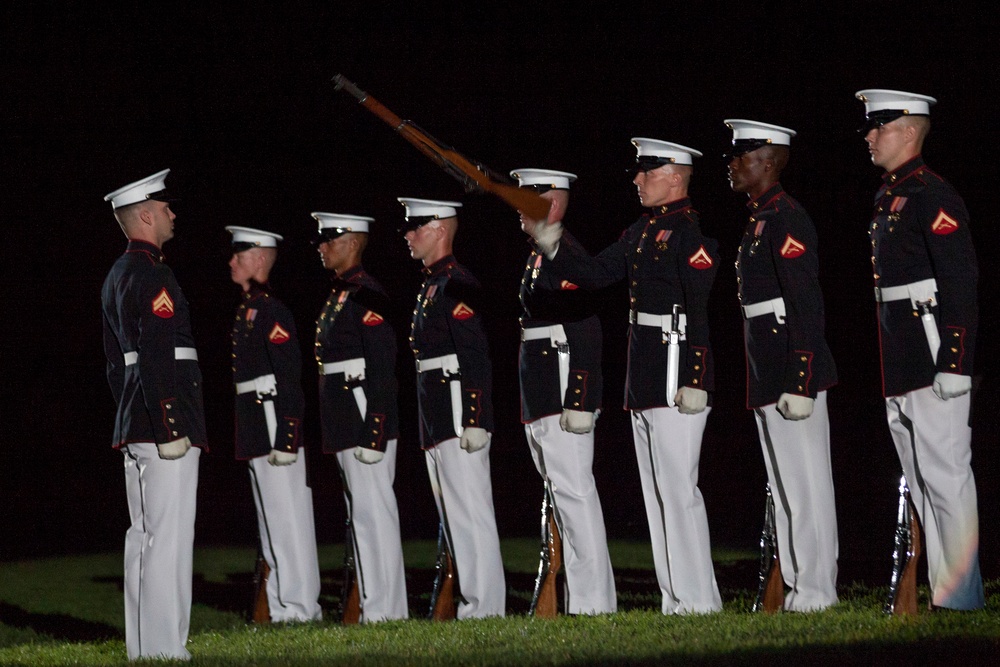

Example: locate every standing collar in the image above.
[125,239,164,261]
[423,254,457,277]
[747,182,784,211]
[883,155,926,187]
[338,264,365,282]
[650,196,693,218]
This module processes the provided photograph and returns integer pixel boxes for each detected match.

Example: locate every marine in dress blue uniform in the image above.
[227,225,321,623]
[857,89,983,610]
[313,212,407,622]
[531,141,722,614]
[101,169,204,661]
[401,197,506,619]
[725,119,839,611]
[511,168,616,615]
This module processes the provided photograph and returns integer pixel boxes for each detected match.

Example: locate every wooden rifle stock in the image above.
[753,484,784,613]
[251,551,270,624]
[886,475,922,615]
[332,74,551,220]
[428,523,457,620]
[341,516,361,624]
[530,483,562,618]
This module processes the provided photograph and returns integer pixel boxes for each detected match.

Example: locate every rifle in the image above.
[428,522,458,621]
[250,548,271,624]
[530,481,562,618]
[331,74,551,220]
[340,516,361,625]
[752,484,784,613]
[885,474,922,615]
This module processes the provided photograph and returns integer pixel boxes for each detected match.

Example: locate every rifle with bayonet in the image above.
[753,484,784,613]
[331,74,551,220]
[530,481,562,618]
[885,474,922,615]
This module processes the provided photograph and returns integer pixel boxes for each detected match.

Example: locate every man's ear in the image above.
[137,206,154,227]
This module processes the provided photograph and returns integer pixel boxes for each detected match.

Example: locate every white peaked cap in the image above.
[631,138,703,165]
[311,212,373,233]
[104,168,171,209]
[225,225,283,247]
[509,168,577,189]
[724,119,797,145]
[397,198,463,219]
[855,89,937,115]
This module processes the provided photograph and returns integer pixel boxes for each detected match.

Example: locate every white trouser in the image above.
[754,391,839,611]
[336,439,409,622]
[248,450,323,623]
[425,437,506,618]
[122,442,200,661]
[525,415,616,614]
[886,387,983,609]
[631,407,721,614]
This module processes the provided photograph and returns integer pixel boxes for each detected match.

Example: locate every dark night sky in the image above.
[2,3,997,568]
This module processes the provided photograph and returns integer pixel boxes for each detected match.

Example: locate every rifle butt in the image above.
[759,559,785,614]
[342,579,361,625]
[251,554,271,624]
[533,512,562,618]
[890,496,923,616]
[430,550,457,621]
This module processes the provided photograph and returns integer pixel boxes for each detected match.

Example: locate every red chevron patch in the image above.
[268,323,290,344]
[560,280,579,290]
[151,288,174,318]
[452,302,474,320]
[362,310,384,326]
[780,235,806,258]
[688,245,714,269]
[931,209,959,235]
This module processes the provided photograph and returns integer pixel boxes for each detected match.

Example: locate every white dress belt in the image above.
[874,278,938,308]
[522,325,571,403]
[629,311,688,340]
[123,346,198,366]
[234,373,278,447]
[320,357,367,379]
[742,297,786,323]
[415,353,463,436]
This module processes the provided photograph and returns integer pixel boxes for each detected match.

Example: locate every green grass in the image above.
[1,540,998,665]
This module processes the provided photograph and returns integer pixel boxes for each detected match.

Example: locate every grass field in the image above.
[1,540,998,665]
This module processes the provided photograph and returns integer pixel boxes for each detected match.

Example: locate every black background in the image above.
[2,3,997,575]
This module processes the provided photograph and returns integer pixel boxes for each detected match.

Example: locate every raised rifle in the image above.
[530,481,562,618]
[885,474,922,615]
[752,484,784,613]
[331,74,551,220]
[428,522,458,620]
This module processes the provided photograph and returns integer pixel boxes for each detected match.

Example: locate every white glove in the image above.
[459,427,490,453]
[530,220,563,259]
[559,409,595,434]
[157,436,191,460]
[267,448,298,466]
[675,387,708,415]
[354,446,385,464]
[777,393,814,420]
[933,372,971,400]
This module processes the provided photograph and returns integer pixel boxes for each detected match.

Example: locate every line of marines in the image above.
[101,89,982,661]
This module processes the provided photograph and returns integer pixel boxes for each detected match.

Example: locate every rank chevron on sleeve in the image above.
[688,245,714,269]
[151,288,175,318]
[268,323,291,344]
[780,234,806,258]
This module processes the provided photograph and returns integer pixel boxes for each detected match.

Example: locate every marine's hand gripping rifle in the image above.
[332,75,551,221]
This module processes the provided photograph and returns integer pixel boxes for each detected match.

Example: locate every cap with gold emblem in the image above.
[104,168,172,210]
[631,138,702,172]
[855,89,936,132]
[509,168,577,192]
[312,212,372,244]
[396,197,462,233]
[723,119,797,159]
